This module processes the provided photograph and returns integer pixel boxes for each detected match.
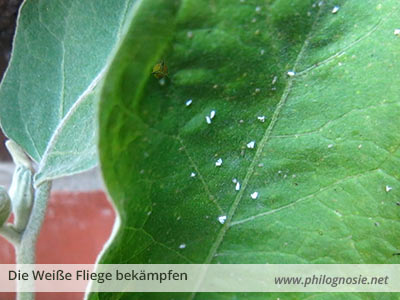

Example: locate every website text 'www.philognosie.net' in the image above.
[274,274,389,288]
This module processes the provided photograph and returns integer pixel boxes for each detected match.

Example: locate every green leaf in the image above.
[0,0,136,184]
[95,0,400,298]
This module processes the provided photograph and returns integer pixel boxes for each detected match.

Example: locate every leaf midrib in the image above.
[191,3,399,288]
[189,7,324,298]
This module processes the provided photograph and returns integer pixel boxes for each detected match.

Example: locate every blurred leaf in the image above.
[0,0,136,184]
[95,0,400,299]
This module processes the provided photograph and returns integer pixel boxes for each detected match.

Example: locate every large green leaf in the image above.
[95,0,400,298]
[0,0,136,184]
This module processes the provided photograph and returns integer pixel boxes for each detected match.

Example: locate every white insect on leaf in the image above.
[215,158,223,167]
[235,182,241,191]
[287,70,296,77]
[210,110,216,119]
[250,192,259,199]
[331,5,340,14]
[218,215,227,224]
[257,116,266,123]
[247,141,256,149]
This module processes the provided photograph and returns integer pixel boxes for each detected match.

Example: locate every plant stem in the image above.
[16,180,52,300]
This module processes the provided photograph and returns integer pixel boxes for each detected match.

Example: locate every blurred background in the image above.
[0,1,116,299]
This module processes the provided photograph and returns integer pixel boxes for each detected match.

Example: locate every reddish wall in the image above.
[0,190,116,300]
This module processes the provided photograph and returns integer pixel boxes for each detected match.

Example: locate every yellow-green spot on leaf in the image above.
[173,68,214,86]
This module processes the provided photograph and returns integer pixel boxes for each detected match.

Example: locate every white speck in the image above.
[185,99,193,106]
[252,18,257,23]
[283,174,287,179]
[257,116,266,122]
[332,5,340,13]
[159,78,166,86]
[328,144,334,148]
[239,119,244,123]
[272,76,278,85]
[206,116,212,124]
[250,192,259,199]
[394,29,400,36]
[358,144,362,149]
[307,11,311,17]
[218,215,227,224]
[232,178,238,183]
[235,182,241,191]
[255,6,261,12]
[147,211,152,216]
[210,110,216,119]
[240,0,245,2]
[292,174,296,178]
[179,244,186,249]
[318,1,324,7]
[215,158,223,167]
[287,70,296,77]
[260,49,265,55]
[187,31,193,39]
[386,185,392,192]
[247,141,256,149]
[140,169,145,174]
[213,84,218,89]
[258,163,264,167]
[177,216,181,221]
[255,88,261,93]
[278,170,282,174]
[190,172,196,177]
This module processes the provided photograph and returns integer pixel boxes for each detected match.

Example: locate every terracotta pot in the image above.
[0,190,115,300]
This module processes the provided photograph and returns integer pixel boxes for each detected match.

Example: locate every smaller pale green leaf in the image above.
[0,0,136,184]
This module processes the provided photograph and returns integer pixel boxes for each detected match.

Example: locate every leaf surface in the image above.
[0,0,136,184]
[95,0,400,298]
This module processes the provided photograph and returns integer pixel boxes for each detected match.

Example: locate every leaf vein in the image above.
[297,4,399,76]
[176,136,224,214]
[230,169,381,227]
[125,226,194,263]
[59,41,66,119]
[189,8,324,299]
